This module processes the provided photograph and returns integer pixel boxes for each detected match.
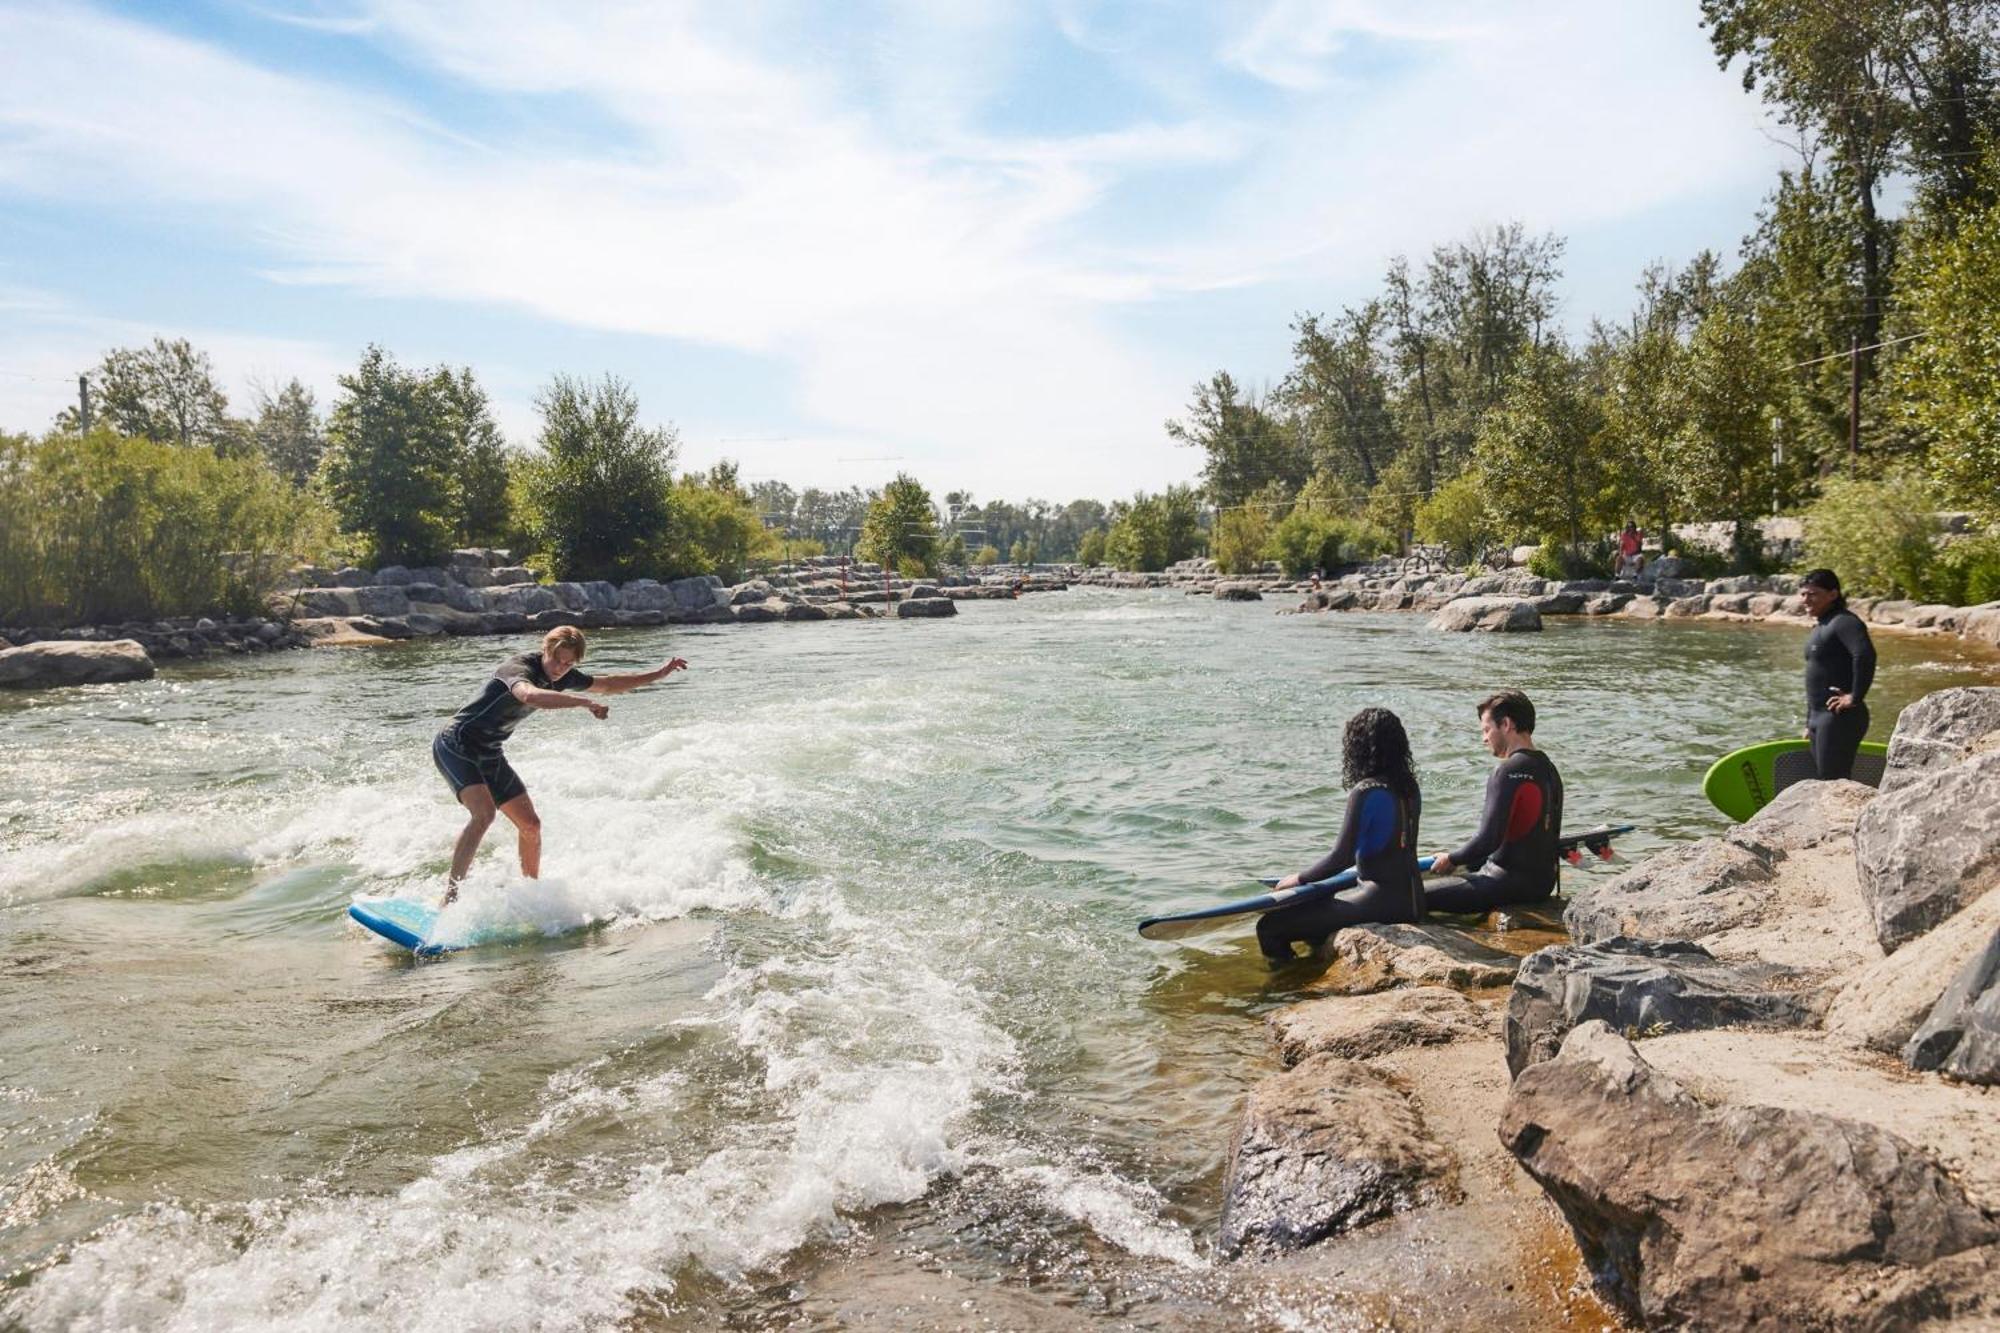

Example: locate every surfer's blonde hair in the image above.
[542,625,587,660]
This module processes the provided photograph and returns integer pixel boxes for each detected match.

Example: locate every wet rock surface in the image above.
[0,638,156,688]
[1503,937,1821,1076]
[1428,596,1542,633]
[1267,986,1489,1066]
[1219,1055,1460,1256]
[1501,1021,2000,1329]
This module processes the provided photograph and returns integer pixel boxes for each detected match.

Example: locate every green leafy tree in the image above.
[527,373,677,582]
[250,378,326,487]
[972,544,1002,566]
[435,368,513,548]
[1282,305,1400,489]
[667,464,776,583]
[320,345,463,565]
[858,473,940,576]
[1077,528,1107,566]
[78,338,239,450]
[1166,372,1304,505]
[1668,303,1786,557]
[1413,472,1494,562]
[1008,535,1037,566]
[939,531,968,566]
[1211,503,1273,575]
[1160,484,1205,564]
[1474,347,1612,554]
[1895,180,2000,522]
[1105,494,1169,571]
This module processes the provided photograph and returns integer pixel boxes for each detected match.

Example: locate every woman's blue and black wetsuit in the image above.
[432,651,594,807]
[1805,604,1875,780]
[1423,748,1564,913]
[1257,780,1423,962]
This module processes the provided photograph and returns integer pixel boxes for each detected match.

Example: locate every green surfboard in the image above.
[1702,738,1889,822]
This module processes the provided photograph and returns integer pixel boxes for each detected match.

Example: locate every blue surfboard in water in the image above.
[347,897,554,956]
[1136,823,1634,940]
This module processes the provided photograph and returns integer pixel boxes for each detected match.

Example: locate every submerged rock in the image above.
[1219,1055,1460,1256]
[1904,924,2000,1085]
[1428,596,1542,633]
[0,638,155,688]
[1503,938,1821,1076]
[1212,582,1264,601]
[1268,986,1489,1066]
[1500,1021,2000,1328]
[1855,750,2000,952]
[895,597,958,618]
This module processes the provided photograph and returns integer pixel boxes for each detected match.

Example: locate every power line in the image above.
[1785,330,1926,371]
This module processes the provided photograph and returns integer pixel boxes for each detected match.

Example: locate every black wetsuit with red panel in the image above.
[1422,747,1564,912]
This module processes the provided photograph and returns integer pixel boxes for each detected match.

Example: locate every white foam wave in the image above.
[0,812,258,905]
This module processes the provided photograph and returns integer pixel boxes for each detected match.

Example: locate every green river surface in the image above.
[3,589,1997,1331]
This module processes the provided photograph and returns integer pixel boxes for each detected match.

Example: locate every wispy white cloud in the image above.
[0,1,1789,495]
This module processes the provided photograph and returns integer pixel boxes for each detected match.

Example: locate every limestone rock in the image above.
[351,585,411,617]
[1617,596,1666,619]
[0,639,155,688]
[1880,686,2000,793]
[895,597,958,618]
[1500,1021,2000,1328]
[1564,837,1775,945]
[1904,924,2000,1084]
[1311,923,1521,994]
[1531,591,1584,615]
[1219,1055,1460,1256]
[490,585,560,616]
[1503,938,1821,1076]
[1961,603,2000,648]
[1429,597,1542,633]
[1212,582,1264,601]
[491,566,536,585]
[1267,986,1489,1066]
[669,575,727,611]
[1855,750,2000,951]
[1824,889,2000,1054]
[1724,777,1874,854]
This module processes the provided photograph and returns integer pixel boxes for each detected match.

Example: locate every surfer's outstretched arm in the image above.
[509,680,609,717]
[586,657,689,695]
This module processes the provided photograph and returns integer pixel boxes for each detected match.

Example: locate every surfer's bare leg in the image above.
[447,784,498,902]
[497,792,542,879]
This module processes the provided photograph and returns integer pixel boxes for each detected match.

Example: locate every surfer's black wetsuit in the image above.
[1423,748,1564,913]
[433,651,594,806]
[1805,603,1875,780]
[1257,780,1423,963]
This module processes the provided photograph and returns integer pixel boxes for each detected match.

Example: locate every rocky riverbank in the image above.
[1077,558,2000,648]
[1221,688,2000,1328]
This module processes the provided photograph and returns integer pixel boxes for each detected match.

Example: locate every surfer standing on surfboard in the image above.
[431,625,687,903]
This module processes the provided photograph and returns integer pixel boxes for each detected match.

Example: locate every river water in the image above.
[3,591,1996,1331]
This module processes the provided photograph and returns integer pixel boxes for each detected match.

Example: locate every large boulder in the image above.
[1219,1055,1460,1256]
[729,579,777,606]
[1500,1021,2000,1328]
[896,597,958,618]
[1904,925,2000,1085]
[1564,837,1776,945]
[1824,889,2000,1054]
[1428,597,1542,633]
[1724,777,1875,854]
[1212,582,1264,601]
[669,575,727,612]
[1503,938,1821,1076]
[1962,603,2000,649]
[1310,922,1521,995]
[617,579,677,613]
[1267,986,1489,1066]
[0,639,155,688]
[490,584,560,616]
[1880,686,2000,793]
[351,585,411,617]
[293,587,359,618]
[1855,750,2000,952]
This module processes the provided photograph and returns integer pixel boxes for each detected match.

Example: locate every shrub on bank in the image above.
[1803,473,1942,598]
[1267,510,1393,576]
[0,430,331,625]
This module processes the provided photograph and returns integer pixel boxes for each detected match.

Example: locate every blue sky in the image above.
[0,1,1793,498]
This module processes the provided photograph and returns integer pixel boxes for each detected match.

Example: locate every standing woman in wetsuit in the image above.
[1798,568,1876,779]
[1258,707,1423,966]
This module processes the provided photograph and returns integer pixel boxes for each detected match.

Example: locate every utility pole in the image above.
[77,375,92,433]
[1848,336,1862,461]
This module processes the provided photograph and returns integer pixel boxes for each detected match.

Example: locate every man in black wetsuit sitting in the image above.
[1424,689,1564,914]
[1798,568,1876,779]
[432,625,687,902]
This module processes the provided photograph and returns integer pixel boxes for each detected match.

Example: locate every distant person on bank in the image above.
[1616,521,1644,579]
[1425,690,1566,914]
[1798,568,1876,780]
[1260,707,1425,966]
[431,626,688,902]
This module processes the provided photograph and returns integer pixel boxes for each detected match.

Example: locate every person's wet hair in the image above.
[1801,568,1847,611]
[1342,707,1419,801]
[1477,689,1535,734]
